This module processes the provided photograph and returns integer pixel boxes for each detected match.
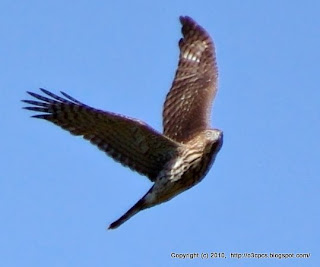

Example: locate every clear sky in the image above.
[1,0,319,266]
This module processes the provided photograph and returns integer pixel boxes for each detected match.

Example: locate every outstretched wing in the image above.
[22,89,180,181]
[163,16,218,143]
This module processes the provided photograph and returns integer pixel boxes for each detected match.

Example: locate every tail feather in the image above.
[108,198,146,230]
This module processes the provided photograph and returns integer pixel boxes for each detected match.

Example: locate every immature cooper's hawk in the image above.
[22,16,223,229]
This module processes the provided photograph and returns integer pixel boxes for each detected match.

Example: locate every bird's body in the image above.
[23,16,223,229]
[109,129,222,229]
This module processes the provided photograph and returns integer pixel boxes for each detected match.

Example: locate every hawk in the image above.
[22,16,223,229]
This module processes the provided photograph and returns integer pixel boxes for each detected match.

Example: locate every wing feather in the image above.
[163,16,218,142]
[23,89,180,181]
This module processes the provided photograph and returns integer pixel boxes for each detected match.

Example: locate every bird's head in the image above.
[202,129,223,154]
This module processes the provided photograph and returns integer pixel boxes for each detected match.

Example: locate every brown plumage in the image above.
[164,16,218,142]
[22,16,223,229]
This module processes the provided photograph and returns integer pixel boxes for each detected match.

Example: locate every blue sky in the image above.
[1,0,319,266]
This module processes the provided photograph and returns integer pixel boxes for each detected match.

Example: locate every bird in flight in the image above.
[22,16,223,229]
